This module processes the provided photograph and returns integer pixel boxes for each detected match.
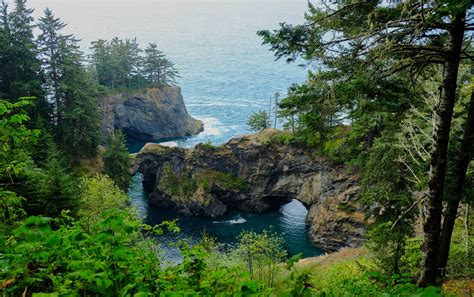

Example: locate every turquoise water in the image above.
[30,1,322,257]
[129,174,323,258]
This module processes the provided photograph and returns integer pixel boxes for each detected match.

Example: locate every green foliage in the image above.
[201,139,217,150]
[23,145,79,217]
[233,230,287,287]
[0,190,25,231]
[0,209,273,296]
[0,97,39,180]
[90,37,143,89]
[158,165,247,201]
[0,0,43,101]
[0,97,39,228]
[301,255,440,297]
[89,38,178,89]
[103,131,131,190]
[58,67,101,160]
[143,42,179,87]
[361,131,417,274]
[258,0,473,286]
[77,174,129,229]
[321,125,352,163]
[159,163,197,198]
[35,8,101,160]
[445,206,474,278]
[246,110,271,132]
[266,130,299,146]
[1,210,161,295]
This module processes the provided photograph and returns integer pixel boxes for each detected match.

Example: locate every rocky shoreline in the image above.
[99,86,203,143]
[133,129,367,251]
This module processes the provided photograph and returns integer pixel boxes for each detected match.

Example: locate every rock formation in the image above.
[134,129,367,251]
[99,86,203,142]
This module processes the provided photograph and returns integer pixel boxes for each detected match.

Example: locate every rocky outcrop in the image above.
[99,86,203,142]
[134,129,367,251]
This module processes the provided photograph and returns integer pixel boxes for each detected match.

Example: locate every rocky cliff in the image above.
[134,129,367,251]
[99,86,203,142]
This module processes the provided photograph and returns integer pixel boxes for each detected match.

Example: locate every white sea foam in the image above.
[197,117,229,137]
[159,141,178,147]
[213,216,247,225]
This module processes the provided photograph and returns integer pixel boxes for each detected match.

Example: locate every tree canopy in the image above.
[258,0,473,286]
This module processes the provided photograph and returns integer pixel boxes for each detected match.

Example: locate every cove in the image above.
[128,143,324,259]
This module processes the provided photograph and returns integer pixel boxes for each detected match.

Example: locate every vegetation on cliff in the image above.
[258,0,473,289]
[1,0,473,296]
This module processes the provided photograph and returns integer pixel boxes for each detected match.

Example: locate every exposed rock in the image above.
[99,86,203,143]
[135,129,368,251]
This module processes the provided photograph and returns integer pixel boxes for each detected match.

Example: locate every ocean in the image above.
[30,0,323,257]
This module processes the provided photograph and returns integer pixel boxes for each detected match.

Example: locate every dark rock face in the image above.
[99,87,203,143]
[134,129,367,250]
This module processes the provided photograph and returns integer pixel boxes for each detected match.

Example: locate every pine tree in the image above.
[246,110,271,132]
[24,144,79,217]
[0,0,45,118]
[143,42,178,87]
[37,8,67,126]
[37,9,100,159]
[59,61,100,159]
[89,39,111,86]
[90,37,144,89]
[103,131,131,190]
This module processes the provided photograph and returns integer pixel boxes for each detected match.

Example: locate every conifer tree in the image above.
[143,42,178,87]
[0,0,45,113]
[103,131,131,190]
[37,8,100,159]
[258,0,473,286]
[24,144,79,217]
[37,8,67,125]
[90,37,144,89]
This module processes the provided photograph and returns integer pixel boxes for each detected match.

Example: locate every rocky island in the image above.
[134,129,367,251]
[99,86,203,142]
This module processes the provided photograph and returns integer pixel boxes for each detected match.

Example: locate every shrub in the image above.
[233,230,287,287]
[247,110,271,132]
[78,174,130,229]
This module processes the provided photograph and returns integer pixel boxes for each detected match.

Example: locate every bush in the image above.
[103,131,132,190]
[77,174,130,229]
[233,230,287,287]
[247,110,271,132]
[0,210,268,296]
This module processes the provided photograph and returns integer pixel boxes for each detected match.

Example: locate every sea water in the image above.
[31,0,323,257]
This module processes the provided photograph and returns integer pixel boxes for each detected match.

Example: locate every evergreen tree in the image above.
[24,144,79,217]
[246,110,271,132]
[37,9,100,159]
[103,131,131,190]
[37,8,67,126]
[90,37,144,89]
[89,39,111,86]
[59,61,100,159]
[0,0,46,119]
[143,42,178,87]
[258,0,473,286]
[1,0,42,98]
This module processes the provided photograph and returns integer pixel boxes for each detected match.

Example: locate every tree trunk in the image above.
[437,90,474,276]
[417,11,466,287]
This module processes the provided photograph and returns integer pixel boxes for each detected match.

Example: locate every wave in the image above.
[197,117,230,137]
[159,141,179,147]
[213,216,247,225]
